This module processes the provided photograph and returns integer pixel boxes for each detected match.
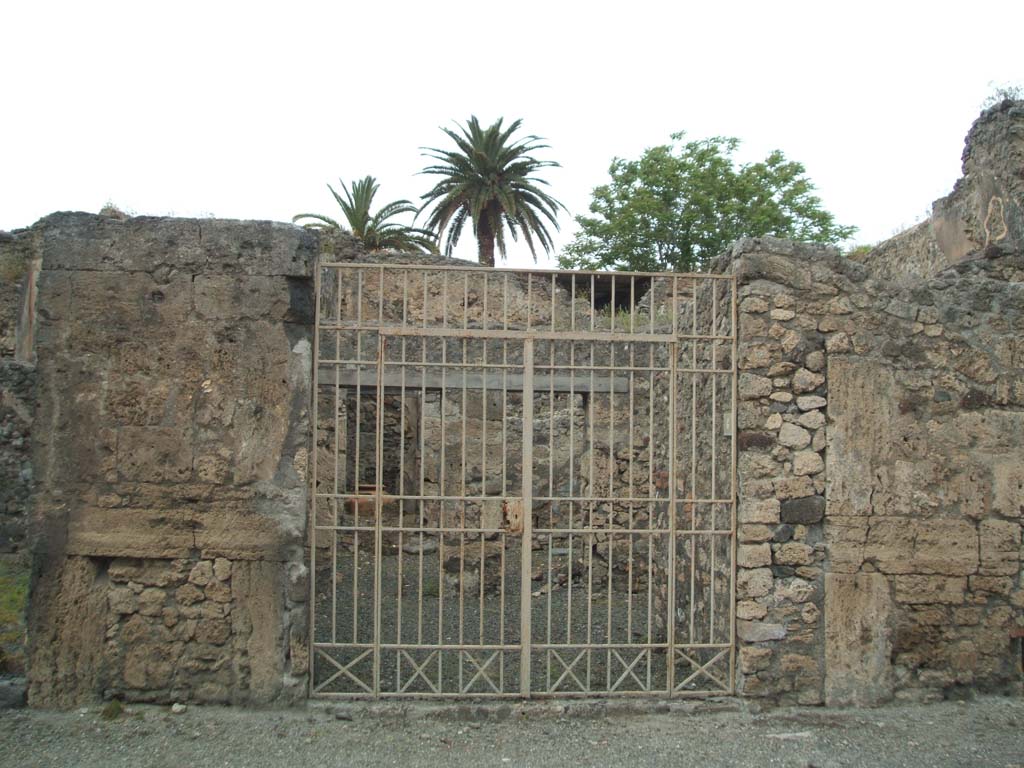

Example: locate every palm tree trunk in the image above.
[477,219,496,267]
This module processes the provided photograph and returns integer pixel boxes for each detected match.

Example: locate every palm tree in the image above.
[419,117,564,267]
[294,176,437,253]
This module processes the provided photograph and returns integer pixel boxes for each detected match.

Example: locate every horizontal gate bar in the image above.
[320,261,738,279]
[317,368,629,393]
[317,324,733,343]
[313,524,731,535]
[314,493,735,504]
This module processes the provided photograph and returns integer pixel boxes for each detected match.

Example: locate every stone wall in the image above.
[724,236,1024,705]
[13,212,316,707]
[0,363,34,554]
[853,100,1024,283]
[0,231,38,554]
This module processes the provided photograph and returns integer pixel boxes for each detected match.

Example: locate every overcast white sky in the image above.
[2,1,1021,268]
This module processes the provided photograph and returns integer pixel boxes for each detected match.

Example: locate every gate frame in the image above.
[308,261,738,700]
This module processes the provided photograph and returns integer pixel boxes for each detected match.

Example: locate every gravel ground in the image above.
[2,695,1023,768]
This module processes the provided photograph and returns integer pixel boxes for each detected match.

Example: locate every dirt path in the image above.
[2,695,1022,768]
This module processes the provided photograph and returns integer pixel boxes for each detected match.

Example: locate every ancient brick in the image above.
[780,495,824,525]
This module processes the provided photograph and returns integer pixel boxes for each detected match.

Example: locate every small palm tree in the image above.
[294,176,437,253]
[419,117,564,267]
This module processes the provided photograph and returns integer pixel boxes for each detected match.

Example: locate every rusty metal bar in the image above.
[521,338,534,697]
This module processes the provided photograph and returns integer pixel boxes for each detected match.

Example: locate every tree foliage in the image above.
[981,81,1023,109]
[559,134,855,272]
[419,116,564,267]
[294,176,437,253]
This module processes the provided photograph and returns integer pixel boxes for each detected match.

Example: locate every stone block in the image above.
[774,542,814,566]
[738,524,774,543]
[737,543,772,568]
[793,451,824,476]
[740,297,769,313]
[797,409,825,430]
[774,578,816,604]
[737,568,773,599]
[778,423,811,449]
[912,519,978,576]
[739,498,780,525]
[780,495,824,525]
[108,587,138,615]
[796,395,827,411]
[978,518,1020,576]
[739,646,772,673]
[774,475,816,500]
[893,575,967,605]
[993,460,1024,517]
[792,368,825,393]
[739,373,772,399]
[737,600,768,621]
[67,507,197,559]
[189,561,214,586]
[736,620,786,642]
[824,572,894,706]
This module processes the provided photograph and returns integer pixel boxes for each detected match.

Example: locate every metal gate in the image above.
[310,263,736,698]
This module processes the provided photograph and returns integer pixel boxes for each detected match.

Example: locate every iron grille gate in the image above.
[310,263,737,698]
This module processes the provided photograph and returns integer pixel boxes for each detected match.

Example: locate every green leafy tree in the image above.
[419,116,564,267]
[294,176,437,253]
[559,134,856,272]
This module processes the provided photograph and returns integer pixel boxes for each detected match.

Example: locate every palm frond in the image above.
[296,175,437,253]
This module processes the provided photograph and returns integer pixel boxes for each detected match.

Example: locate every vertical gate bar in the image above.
[607,334,615,689]
[331,273,341,647]
[417,272,428,648]
[481,282,488,653]
[520,338,534,697]
[332,365,339,646]
[606,530,613,691]
[610,277,616,332]
[647,342,655,689]
[373,334,385,697]
[550,273,556,332]
[546,524,553,692]
[567,341,575,647]
[309,261,322,696]
[587,341,595,690]
[710,281,718,643]
[627,341,635,645]
[667,274,678,695]
[334,267,344,648]
[711,281,718,506]
[571,274,576,332]
[689,279,698,645]
[547,337,555,691]
[396,274,408,685]
[526,274,532,332]
[438,272,448,688]
[629,275,635,333]
[729,276,738,692]
[500,335,508,691]
[460,331,468,693]
[353,271,362,645]
[479,531,485,649]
